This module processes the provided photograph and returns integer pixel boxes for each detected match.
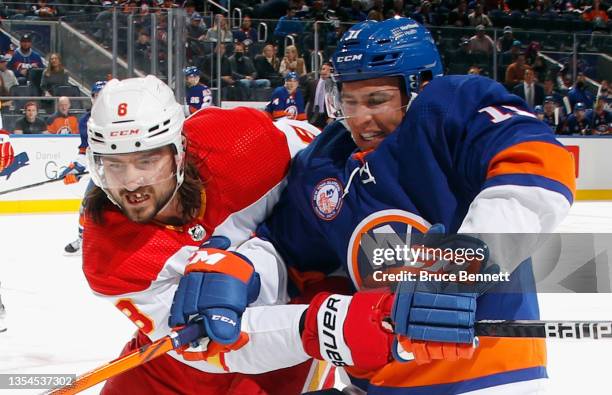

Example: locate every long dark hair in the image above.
[86,152,204,225]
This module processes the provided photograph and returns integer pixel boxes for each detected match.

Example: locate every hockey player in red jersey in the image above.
[81,75,323,394]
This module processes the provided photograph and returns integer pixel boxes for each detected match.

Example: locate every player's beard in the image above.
[113,181,176,224]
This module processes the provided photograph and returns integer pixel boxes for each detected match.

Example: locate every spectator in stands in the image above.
[0,70,11,110]
[0,21,13,54]
[160,0,178,10]
[13,101,46,134]
[468,25,494,55]
[347,0,367,21]
[500,40,522,67]
[542,96,565,134]
[0,55,18,93]
[543,77,565,108]
[468,65,482,75]
[583,0,608,23]
[29,0,58,19]
[391,0,407,17]
[505,53,531,86]
[564,102,591,135]
[306,61,332,128]
[468,4,492,27]
[41,53,69,96]
[412,1,437,25]
[254,44,283,87]
[448,0,470,27]
[497,26,515,53]
[598,80,612,113]
[265,71,306,120]
[279,45,306,77]
[202,43,243,100]
[590,99,611,134]
[205,14,234,44]
[568,72,595,110]
[273,7,305,47]
[183,1,198,23]
[234,15,258,49]
[368,9,385,21]
[46,96,78,134]
[186,13,207,61]
[513,69,544,109]
[531,55,548,82]
[135,31,151,70]
[8,34,44,82]
[229,41,271,98]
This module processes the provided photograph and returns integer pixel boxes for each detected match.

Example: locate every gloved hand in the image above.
[169,236,261,359]
[390,224,498,364]
[59,157,86,185]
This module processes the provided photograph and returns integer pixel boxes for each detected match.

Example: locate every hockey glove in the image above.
[391,224,498,364]
[59,157,86,185]
[169,236,260,354]
[301,290,396,371]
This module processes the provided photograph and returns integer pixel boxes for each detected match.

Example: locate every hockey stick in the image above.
[475,320,612,340]
[45,322,205,395]
[0,172,89,196]
[45,320,612,394]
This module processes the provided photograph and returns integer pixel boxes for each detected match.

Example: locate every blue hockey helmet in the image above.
[91,80,107,97]
[331,17,442,91]
[575,102,586,111]
[326,17,443,119]
[183,66,200,77]
[285,71,299,81]
[534,105,544,114]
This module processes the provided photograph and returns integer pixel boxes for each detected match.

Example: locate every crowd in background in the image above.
[0,0,609,134]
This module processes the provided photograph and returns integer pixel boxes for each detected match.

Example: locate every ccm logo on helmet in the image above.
[110,129,140,137]
[335,54,363,63]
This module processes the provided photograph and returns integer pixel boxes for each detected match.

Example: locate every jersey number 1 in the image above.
[479,105,536,124]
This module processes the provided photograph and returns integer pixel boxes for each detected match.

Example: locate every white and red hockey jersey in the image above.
[82,107,321,392]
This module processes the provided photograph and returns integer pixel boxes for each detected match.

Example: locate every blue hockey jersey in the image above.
[265,86,306,120]
[186,84,212,114]
[259,75,576,394]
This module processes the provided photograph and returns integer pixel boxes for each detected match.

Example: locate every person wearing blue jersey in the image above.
[564,102,592,135]
[265,72,306,120]
[62,80,106,254]
[252,17,575,394]
[168,16,575,395]
[184,66,213,114]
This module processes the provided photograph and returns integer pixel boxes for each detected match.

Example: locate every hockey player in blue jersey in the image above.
[184,66,213,114]
[265,72,306,120]
[564,102,591,135]
[253,17,576,394]
[62,80,106,254]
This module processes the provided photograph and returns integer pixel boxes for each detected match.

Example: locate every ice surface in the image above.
[1,202,611,394]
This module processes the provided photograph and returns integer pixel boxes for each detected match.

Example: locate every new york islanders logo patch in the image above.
[312,178,343,220]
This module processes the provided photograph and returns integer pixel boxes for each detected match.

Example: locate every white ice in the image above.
[1,202,612,394]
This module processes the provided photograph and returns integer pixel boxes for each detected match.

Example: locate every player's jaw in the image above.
[112,181,176,223]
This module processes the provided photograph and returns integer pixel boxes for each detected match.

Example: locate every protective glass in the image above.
[324,73,411,120]
[90,147,178,190]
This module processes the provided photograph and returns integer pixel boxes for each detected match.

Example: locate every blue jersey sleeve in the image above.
[77,112,90,154]
[398,75,575,208]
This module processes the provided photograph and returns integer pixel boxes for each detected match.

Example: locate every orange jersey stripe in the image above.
[487,141,576,198]
[348,338,545,388]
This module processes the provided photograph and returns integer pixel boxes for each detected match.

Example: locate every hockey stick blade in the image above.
[44,322,205,395]
[0,172,89,196]
[476,320,612,340]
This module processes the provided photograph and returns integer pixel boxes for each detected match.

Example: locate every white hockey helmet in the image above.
[86,75,186,194]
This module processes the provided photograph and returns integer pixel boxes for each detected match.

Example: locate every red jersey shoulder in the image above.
[184,107,292,226]
[83,210,198,296]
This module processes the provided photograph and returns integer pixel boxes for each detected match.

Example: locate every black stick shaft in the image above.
[476,320,612,339]
[0,172,89,196]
